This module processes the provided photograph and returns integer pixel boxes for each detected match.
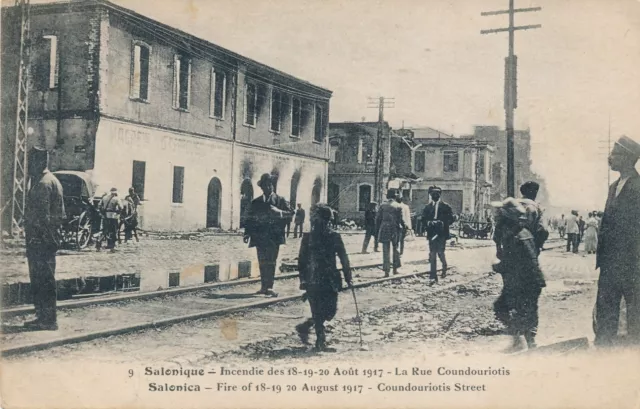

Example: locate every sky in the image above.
[10,0,640,209]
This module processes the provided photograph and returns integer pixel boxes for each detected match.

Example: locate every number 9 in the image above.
[128,369,134,377]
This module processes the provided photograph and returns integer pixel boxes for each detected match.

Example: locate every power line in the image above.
[481,0,541,198]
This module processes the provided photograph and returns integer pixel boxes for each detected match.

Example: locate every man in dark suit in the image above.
[23,147,65,331]
[293,203,305,238]
[594,135,640,346]
[243,173,293,297]
[422,186,455,285]
[361,201,379,253]
[376,189,405,277]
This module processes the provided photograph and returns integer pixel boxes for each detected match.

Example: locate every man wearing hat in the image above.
[361,201,379,253]
[594,135,640,346]
[243,173,293,297]
[421,186,454,284]
[98,187,122,251]
[375,189,405,277]
[23,147,65,331]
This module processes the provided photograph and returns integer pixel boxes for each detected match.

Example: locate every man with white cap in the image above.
[594,135,640,346]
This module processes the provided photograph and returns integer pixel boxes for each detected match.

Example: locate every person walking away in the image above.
[376,189,405,277]
[296,204,353,351]
[122,195,140,243]
[491,198,546,351]
[565,211,580,253]
[97,188,122,252]
[397,195,413,255]
[422,186,454,285]
[578,215,586,244]
[558,214,566,238]
[243,173,293,297]
[361,202,379,253]
[293,203,305,238]
[583,212,598,254]
[23,147,65,331]
[518,181,549,254]
[594,135,640,346]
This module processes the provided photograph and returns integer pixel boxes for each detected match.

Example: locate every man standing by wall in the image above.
[594,135,640,346]
[244,173,293,297]
[23,147,65,331]
[293,203,305,238]
[376,189,405,277]
[422,186,454,285]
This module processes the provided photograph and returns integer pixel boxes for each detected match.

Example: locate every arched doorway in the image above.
[290,170,301,208]
[311,177,323,207]
[207,177,222,228]
[239,178,254,228]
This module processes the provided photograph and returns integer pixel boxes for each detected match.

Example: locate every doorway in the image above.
[207,177,222,228]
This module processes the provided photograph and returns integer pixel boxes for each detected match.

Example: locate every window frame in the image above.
[290,97,302,138]
[414,150,426,172]
[131,160,146,201]
[42,34,59,90]
[172,54,192,111]
[209,67,226,119]
[244,80,258,127]
[270,88,283,133]
[314,104,326,143]
[357,183,373,212]
[130,40,151,102]
[172,165,185,204]
[443,150,459,173]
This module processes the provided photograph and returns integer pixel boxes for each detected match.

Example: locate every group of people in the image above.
[552,211,603,254]
[94,186,141,252]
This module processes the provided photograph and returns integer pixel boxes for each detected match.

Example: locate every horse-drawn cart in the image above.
[53,171,99,249]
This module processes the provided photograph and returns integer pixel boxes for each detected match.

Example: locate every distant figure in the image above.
[23,147,65,331]
[492,198,546,351]
[122,194,140,243]
[293,203,305,238]
[594,135,640,346]
[565,211,580,253]
[98,188,122,252]
[376,189,405,277]
[422,186,454,285]
[361,201,379,253]
[397,195,412,255]
[243,173,293,297]
[578,215,586,244]
[296,204,352,351]
[558,214,566,238]
[583,212,598,254]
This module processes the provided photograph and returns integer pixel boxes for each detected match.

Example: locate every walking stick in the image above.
[350,286,365,348]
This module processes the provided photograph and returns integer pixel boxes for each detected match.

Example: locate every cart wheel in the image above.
[76,211,92,249]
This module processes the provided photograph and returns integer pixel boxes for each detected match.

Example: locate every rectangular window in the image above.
[173,55,191,110]
[210,68,226,118]
[130,42,150,101]
[244,81,258,126]
[358,185,372,211]
[131,160,146,200]
[314,105,325,142]
[443,150,459,173]
[270,89,282,132]
[42,35,59,89]
[477,151,486,177]
[172,166,184,203]
[291,97,302,137]
[414,151,426,172]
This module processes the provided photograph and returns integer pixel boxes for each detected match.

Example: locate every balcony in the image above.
[329,162,376,174]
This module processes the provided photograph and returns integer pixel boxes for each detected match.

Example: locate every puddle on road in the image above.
[1,258,270,308]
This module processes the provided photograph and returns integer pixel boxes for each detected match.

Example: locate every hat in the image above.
[428,185,442,194]
[612,135,640,159]
[386,188,399,199]
[311,203,333,221]
[257,173,273,188]
[110,187,118,193]
[520,181,539,194]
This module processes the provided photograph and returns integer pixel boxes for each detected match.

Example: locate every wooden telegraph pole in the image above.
[367,97,394,203]
[481,0,541,197]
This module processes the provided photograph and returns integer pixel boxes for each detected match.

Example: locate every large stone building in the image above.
[1,0,331,232]
[327,123,494,223]
[464,126,549,205]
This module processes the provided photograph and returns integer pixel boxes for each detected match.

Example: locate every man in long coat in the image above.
[594,135,640,346]
[23,147,65,331]
[422,186,454,284]
[376,189,405,277]
[243,173,292,297]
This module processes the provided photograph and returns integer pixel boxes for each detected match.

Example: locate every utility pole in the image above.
[9,0,32,236]
[367,97,394,203]
[481,0,541,197]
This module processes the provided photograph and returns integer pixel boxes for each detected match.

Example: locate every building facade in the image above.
[1,0,331,232]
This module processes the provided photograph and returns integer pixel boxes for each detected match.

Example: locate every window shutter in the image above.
[172,55,179,108]
[131,44,141,99]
